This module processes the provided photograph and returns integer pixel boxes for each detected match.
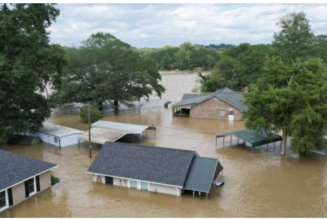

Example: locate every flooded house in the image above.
[0,149,57,213]
[28,121,83,147]
[172,87,247,120]
[87,142,223,198]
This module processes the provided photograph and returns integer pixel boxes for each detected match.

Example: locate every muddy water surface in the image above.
[1,73,327,217]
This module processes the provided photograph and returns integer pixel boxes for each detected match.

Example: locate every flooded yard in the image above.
[1,73,327,217]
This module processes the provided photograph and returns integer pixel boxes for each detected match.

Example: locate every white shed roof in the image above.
[79,128,128,145]
[91,120,152,135]
[38,121,83,138]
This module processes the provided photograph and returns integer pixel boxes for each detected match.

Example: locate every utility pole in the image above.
[88,105,92,158]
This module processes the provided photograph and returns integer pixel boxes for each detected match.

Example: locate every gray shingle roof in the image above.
[183,157,222,193]
[0,149,57,191]
[214,88,248,112]
[172,87,247,112]
[87,142,197,187]
[182,94,208,100]
[172,94,209,107]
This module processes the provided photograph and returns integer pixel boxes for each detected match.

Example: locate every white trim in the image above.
[0,189,9,212]
[0,165,58,192]
[86,172,183,189]
[27,177,37,196]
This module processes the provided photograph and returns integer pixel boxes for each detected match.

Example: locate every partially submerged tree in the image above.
[243,57,327,155]
[80,105,103,123]
[51,33,165,113]
[243,12,327,156]
[0,4,65,139]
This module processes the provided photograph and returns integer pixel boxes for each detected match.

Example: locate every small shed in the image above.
[28,121,83,148]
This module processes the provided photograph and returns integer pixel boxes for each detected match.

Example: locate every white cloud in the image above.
[49,3,327,48]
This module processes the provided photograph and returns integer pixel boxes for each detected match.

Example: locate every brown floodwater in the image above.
[1,72,327,218]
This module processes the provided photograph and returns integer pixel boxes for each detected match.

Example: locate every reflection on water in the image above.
[1,73,327,217]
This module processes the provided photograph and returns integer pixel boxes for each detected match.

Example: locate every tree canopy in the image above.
[272,12,314,63]
[51,32,165,112]
[0,3,65,139]
[199,43,276,92]
[243,12,327,155]
[139,42,222,71]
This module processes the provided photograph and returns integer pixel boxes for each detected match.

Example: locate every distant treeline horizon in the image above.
[137,42,274,71]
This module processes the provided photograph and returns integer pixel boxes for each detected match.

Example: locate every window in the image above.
[27,178,36,196]
[220,110,226,117]
[130,180,137,189]
[140,182,149,191]
[54,137,58,143]
[0,190,7,210]
[25,176,40,198]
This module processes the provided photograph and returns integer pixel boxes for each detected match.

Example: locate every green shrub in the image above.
[51,175,60,186]
[43,193,56,201]
[80,105,103,123]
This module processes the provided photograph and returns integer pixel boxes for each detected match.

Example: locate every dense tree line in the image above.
[138,43,224,71]
[200,32,327,92]
[199,43,276,91]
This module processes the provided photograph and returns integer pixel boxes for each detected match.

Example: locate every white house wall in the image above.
[92,174,181,196]
[34,132,60,147]
[59,134,82,147]
[149,183,181,196]
[113,178,128,188]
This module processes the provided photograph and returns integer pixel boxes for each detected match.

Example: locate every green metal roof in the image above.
[216,129,282,147]
[183,157,223,193]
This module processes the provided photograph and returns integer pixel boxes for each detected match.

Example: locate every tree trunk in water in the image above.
[281,130,288,155]
[98,102,103,112]
[114,100,119,115]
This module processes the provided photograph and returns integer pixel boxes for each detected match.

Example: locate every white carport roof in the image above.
[79,128,128,145]
[91,120,153,135]
[79,121,156,145]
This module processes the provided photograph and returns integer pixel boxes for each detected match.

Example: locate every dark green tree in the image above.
[200,43,275,92]
[0,4,65,139]
[51,32,165,113]
[244,12,327,156]
[243,57,327,155]
[272,12,314,63]
[309,34,327,65]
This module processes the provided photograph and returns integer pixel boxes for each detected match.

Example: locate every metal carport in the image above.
[216,129,282,151]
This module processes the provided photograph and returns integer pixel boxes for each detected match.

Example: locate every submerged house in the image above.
[29,121,83,147]
[172,87,247,120]
[87,142,223,198]
[0,149,57,213]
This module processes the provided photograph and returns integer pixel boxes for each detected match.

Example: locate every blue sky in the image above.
[48,3,327,48]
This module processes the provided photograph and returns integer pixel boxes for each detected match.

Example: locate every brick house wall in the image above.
[190,97,242,120]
